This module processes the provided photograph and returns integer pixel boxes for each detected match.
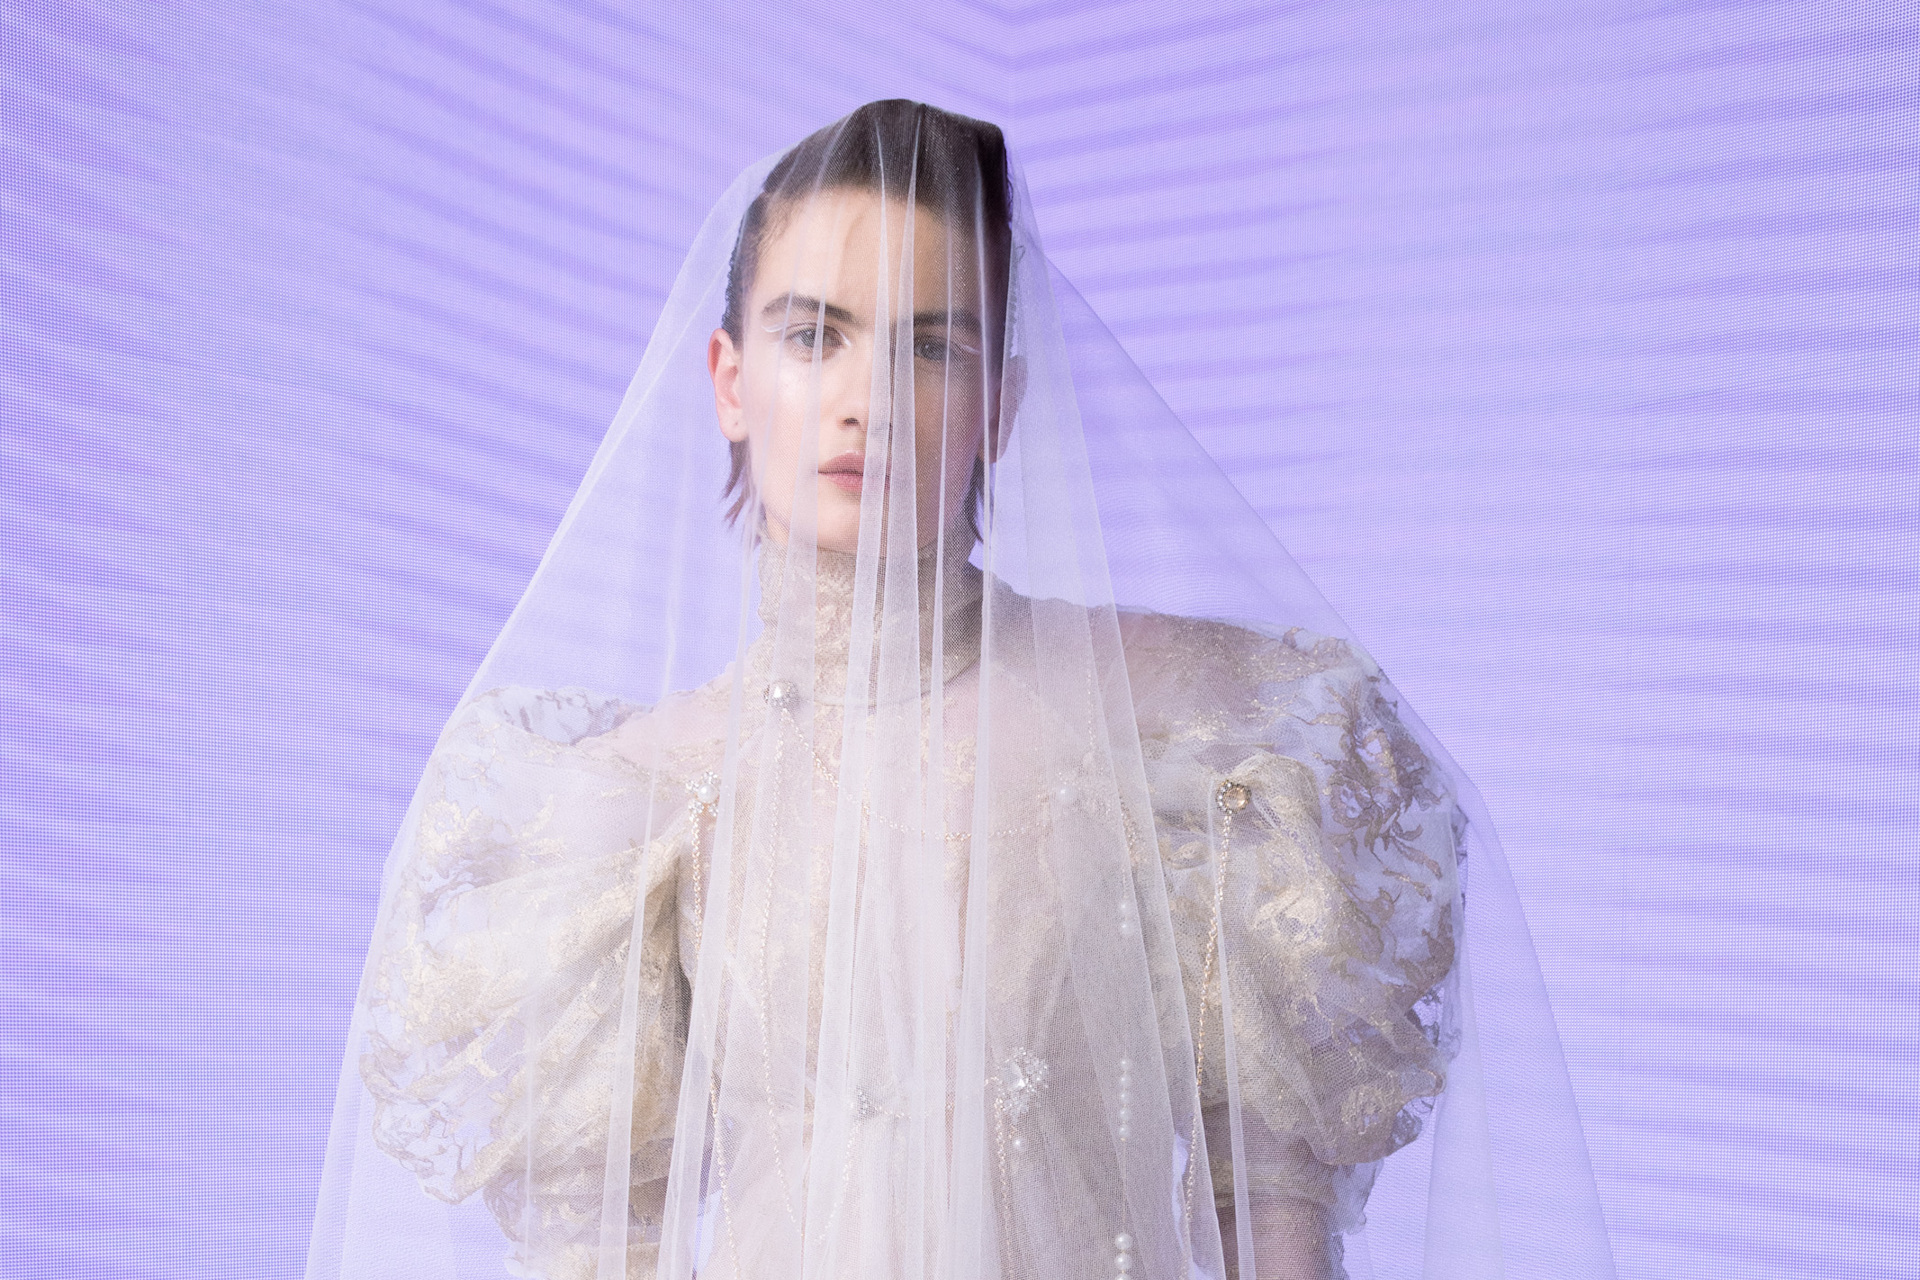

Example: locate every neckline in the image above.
[745,536,985,707]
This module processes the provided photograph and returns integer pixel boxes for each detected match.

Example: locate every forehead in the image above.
[752,189,980,305]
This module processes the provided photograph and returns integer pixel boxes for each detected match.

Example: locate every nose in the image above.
[824,343,875,433]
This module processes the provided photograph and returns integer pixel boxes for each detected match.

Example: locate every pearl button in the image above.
[1054,782,1079,808]
[1115,1233,1134,1252]
[1009,1133,1027,1154]
[1115,1252,1134,1272]
[687,771,721,811]
[1115,1124,1130,1141]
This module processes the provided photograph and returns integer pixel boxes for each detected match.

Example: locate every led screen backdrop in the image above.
[4,2,1914,1278]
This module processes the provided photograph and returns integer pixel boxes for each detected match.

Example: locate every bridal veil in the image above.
[305,100,1614,1280]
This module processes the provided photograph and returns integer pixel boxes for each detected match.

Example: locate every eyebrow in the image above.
[916,308,982,334]
[761,293,857,326]
[760,292,983,335]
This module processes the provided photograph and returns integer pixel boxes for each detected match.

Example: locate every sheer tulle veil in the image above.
[305,100,1616,1280]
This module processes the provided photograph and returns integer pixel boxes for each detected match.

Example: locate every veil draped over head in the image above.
[306,101,1615,1280]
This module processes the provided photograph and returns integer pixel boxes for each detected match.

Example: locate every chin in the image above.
[808,489,863,552]
[810,520,863,554]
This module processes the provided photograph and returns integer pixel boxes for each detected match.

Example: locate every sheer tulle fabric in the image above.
[306,103,1614,1280]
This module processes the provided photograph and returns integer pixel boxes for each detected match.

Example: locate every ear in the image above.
[710,328,747,443]
[983,352,1025,463]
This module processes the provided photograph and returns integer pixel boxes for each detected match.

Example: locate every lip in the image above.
[819,451,866,494]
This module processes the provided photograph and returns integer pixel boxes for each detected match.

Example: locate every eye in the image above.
[914,332,980,362]
[786,325,842,354]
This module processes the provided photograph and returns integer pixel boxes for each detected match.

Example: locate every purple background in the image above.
[4,2,1915,1277]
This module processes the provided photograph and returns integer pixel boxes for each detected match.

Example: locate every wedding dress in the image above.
[306,100,1615,1280]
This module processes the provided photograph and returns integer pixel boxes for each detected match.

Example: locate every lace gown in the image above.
[359,544,1459,1280]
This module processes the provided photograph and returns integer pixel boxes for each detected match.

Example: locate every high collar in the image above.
[746,535,985,707]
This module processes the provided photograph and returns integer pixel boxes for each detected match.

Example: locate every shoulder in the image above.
[453,685,644,745]
[1115,611,1368,740]
[449,678,732,778]
[1120,612,1452,838]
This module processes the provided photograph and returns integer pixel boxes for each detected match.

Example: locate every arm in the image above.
[359,686,688,1276]
[1131,620,1458,1280]
[1219,1197,1333,1280]
[1208,1105,1338,1280]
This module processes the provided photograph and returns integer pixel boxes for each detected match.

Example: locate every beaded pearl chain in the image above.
[1179,777,1251,1271]
[1112,1050,1136,1280]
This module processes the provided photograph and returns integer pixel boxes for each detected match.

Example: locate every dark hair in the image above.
[719,100,1013,533]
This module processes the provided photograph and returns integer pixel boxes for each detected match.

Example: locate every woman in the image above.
[307,101,1613,1280]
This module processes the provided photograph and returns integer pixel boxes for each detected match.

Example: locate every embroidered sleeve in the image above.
[1134,621,1461,1212]
[358,686,690,1280]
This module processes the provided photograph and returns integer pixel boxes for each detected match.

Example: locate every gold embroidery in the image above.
[362,610,1460,1279]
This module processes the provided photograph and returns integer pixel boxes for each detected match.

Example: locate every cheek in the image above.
[748,358,816,460]
[913,363,986,435]
[913,381,985,493]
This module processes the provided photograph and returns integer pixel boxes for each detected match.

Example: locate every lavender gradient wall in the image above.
[4,2,1914,1279]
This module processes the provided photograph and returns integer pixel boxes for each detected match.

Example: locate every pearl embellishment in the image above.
[993,1048,1048,1162]
[1216,779,1252,813]
[1053,781,1079,808]
[1112,1060,1136,1267]
[685,770,721,817]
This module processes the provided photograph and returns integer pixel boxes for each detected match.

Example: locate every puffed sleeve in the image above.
[1127,619,1461,1221]
[357,686,692,1280]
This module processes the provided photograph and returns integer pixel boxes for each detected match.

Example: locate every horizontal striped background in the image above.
[4,2,1915,1277]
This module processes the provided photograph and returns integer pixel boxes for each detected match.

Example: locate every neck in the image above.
[747,534,985,707]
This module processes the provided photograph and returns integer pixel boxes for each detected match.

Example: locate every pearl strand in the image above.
[1114,1055,1134,1280]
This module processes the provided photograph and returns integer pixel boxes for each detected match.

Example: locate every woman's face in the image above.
[708,188,996,553]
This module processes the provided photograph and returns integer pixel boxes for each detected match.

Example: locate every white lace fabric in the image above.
[360,614,1454,1280]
